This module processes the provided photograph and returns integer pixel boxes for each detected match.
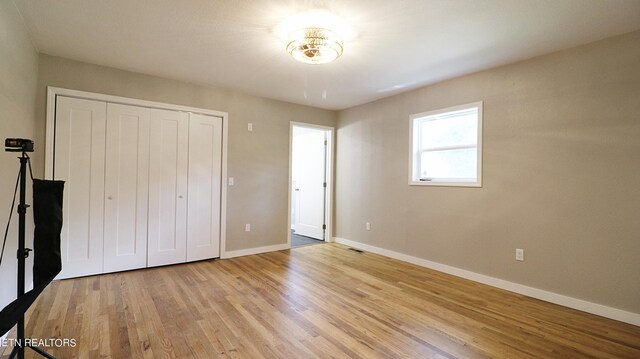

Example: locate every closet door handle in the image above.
[178,195,184,199]
[107,196,113,200]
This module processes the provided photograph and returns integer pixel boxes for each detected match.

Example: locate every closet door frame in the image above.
[45,87,229,259]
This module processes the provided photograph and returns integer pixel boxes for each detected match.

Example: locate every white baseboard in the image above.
[222,243,290,259]
[334,237,640,326]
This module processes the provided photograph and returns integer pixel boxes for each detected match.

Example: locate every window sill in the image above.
[408,180,482,188]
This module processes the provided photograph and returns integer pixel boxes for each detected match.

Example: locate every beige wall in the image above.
[35,54,336,253]
[0,1,39,310]
[335,31,640,313]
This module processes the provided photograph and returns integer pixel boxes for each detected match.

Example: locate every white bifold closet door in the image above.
[53,94,224,278]
[147,109,189,267]
[55,97,106,279]
[103,103,150,272]
[187,113,222,261]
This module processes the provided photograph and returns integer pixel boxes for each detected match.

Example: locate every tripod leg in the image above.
[8,345,21,359]
[27,345,56,359]
[14,157,27,359]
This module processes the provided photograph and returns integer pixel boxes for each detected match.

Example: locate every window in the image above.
[409,102,482,187]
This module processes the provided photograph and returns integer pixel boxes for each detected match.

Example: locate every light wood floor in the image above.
[4,243,639,358]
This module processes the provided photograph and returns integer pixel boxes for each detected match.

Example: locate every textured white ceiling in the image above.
[13,0,640,110]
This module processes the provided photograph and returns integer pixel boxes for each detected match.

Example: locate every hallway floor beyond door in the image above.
[291,230,324,247]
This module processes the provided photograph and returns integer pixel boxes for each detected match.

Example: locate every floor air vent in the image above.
[348,248,364,253]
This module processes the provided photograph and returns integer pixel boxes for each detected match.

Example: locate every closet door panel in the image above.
[148,109,189,267]
[103,103,150,272]
[54,96,106,279]
[187,113,222,261]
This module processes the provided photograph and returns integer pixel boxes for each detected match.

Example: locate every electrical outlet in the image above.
[245,223,251,232]
[247,123,253,132]
[516,248,524,261]
[365,222,371,231]
[228,177,234,186]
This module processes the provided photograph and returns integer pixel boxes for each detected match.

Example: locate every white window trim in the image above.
[408,101,483,187]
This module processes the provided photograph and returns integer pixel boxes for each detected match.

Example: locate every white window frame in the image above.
[409,101,483,187]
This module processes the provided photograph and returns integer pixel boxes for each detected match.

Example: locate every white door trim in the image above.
[45,86,229,258]
[287,122,335,246]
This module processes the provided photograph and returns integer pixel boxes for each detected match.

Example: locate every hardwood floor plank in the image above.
[3,243,639,359]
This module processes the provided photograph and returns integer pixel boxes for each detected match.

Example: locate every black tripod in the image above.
[7,151,55,359]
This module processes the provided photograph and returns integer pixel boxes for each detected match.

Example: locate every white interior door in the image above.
[103,103,150,272]
[187,113,222,261]
[54,96,106,279]
[292,127,326,240]
[147,109,189,267]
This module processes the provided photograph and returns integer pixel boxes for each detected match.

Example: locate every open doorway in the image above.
[288,123,334,248]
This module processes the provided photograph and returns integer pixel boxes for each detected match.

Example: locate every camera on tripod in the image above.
[5,138,35,152]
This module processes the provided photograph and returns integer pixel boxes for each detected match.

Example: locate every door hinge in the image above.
[323,182,327,188]
[322,224,326,230]
[324,140,327,145]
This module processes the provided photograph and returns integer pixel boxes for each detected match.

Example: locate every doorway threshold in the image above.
[291,230,324,248]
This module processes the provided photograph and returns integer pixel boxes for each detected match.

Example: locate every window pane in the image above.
[420,148,477,179]
[420,112,477,149]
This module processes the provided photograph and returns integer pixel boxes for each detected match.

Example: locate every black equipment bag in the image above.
[0,179,64,336]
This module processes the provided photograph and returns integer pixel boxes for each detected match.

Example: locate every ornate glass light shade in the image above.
[286,27,344,64]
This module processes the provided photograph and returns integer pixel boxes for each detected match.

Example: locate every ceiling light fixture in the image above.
[287,27,343,64]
